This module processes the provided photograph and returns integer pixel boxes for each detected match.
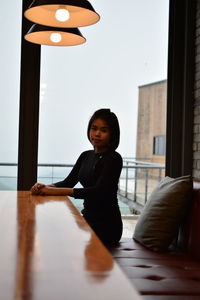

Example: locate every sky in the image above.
[0,0,169,165]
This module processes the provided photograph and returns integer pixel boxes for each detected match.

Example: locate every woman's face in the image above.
[89,118,111,153]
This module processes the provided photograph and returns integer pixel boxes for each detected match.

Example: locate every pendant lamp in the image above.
[24,0,100,28]
[24,24,86,46]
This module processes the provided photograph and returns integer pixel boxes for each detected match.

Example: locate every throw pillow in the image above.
[133,175,193,252]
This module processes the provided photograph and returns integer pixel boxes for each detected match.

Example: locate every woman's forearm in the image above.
[40,186,74,196]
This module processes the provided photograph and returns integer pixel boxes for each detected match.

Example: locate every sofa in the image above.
[108,178,200,299]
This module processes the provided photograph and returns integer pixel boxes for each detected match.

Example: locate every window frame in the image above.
[165,0,196,177]
[17,0,41,190]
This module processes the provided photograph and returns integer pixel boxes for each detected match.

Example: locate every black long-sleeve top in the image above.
[54,150,123,216]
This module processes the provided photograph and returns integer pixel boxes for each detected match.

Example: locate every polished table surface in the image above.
[0,191,141,300]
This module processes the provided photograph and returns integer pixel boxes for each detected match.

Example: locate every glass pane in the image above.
[0,2,21,190]
[38,0,169,215]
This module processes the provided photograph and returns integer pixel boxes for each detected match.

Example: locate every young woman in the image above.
[31,109,123,245]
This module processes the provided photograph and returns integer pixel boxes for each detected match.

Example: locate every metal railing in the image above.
[0,160,165,210]
[118,160,165,210]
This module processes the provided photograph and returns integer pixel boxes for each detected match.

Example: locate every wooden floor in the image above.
[122,217,138,237]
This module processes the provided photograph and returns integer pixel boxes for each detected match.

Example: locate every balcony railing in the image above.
[0,160,165,213]
[119,159,165,213]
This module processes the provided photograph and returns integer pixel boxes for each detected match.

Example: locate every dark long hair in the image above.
[87,109,120,150]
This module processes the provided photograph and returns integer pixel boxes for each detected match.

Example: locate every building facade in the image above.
[136,80,167,165]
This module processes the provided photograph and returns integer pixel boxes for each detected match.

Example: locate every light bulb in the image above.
[50,33,62,43]
[55,9,70,22]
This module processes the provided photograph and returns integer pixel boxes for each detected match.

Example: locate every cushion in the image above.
[133,175,193,252]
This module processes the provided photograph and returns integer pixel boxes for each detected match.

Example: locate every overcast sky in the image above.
[0,0,169,164]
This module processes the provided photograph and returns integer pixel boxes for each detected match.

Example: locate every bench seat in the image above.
[108,179,200,298]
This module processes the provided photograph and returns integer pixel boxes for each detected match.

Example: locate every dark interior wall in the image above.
[193,0,200,178]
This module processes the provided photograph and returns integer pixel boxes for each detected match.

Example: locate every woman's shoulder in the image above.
[81,150,93,155]
[79,150,94,159]
[105,150,122,163]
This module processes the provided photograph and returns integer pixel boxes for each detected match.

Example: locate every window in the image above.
[37,0,169,171]
[0,1,22,190]
[37,0,169,214]
[153,135,166,156]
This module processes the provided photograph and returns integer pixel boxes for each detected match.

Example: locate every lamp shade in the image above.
[24,24,86,46]
[24,0,100,28]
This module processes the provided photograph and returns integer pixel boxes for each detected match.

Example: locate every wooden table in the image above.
[0,191,141,300]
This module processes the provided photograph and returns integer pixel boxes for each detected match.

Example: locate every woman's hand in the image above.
[31,183,46,195]
[31,184,74,197]
[36,186,53,195]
